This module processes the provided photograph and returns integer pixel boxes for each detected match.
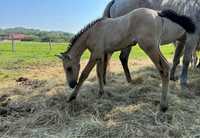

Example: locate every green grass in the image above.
[0,41,68,69]
[0,41,66,80]
[0,41,175,80]
[111,44,175,59]
[0,41,175,67]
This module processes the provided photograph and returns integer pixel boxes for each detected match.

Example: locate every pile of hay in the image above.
[0,62,200,138]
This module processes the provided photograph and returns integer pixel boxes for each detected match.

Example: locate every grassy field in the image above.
[0,41,67,69]
[1,41,200,138]
[0,41,174,80]
[0,41,175,67]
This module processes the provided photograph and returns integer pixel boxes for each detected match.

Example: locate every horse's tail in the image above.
[158,9,196,33]
[103,0,115,18]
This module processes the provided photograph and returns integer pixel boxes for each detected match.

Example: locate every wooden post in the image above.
[49,39,52,51]
[11,35,16,52]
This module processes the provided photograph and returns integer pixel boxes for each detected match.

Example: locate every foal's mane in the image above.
[67,17,105,52]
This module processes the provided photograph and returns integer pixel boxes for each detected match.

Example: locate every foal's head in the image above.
[58,17,105,88]
[58,51,80,89]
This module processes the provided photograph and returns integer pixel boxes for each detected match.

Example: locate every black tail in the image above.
[158,9,196,33]
[103,0,115,18]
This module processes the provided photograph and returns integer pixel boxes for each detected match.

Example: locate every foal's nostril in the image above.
[69,81,77,88]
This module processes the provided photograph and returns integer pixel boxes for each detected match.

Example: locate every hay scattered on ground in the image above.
[0,61,200,138]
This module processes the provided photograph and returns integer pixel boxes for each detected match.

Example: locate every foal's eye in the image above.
[67,67,72,72]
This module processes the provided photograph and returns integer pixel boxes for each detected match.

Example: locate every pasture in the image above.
[0,41,174,81]
[0,41,200,137]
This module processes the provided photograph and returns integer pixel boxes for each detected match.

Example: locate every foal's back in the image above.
[88,8,162,53]
[88,8,185,53]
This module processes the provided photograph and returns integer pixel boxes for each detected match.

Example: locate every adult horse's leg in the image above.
[97,58,105,97]
[197,59,200,68]
[191,52,198,69]
[103,53,112,85]
[68,54,96,102]
[119,46,132,82]
[170,40,185,81]
[139,42,170,112]
[180,35,198,88]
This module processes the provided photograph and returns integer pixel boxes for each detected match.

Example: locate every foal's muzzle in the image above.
[69,80,77,89]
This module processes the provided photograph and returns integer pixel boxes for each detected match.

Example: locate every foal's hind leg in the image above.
[138,42,170,112]
[119,46,132,83]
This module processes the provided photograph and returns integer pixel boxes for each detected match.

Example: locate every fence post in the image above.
[11,35,16,52]
[49,39,52,51]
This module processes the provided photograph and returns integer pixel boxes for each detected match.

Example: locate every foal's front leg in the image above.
[97,58,105,97]
[103,53,112,84]
[68,55,96,102]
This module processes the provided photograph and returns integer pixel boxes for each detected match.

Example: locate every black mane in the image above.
[69,17,105,49]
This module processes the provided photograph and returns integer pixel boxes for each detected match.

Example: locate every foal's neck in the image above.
[69,40,87,61]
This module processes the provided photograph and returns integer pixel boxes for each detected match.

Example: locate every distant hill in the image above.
[0,27,74,43]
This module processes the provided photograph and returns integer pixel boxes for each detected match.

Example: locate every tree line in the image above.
[0,27,74,43]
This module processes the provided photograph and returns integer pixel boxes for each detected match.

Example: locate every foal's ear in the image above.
[55,54,64,60]
[66,55,72,60]
[64,55,72,60]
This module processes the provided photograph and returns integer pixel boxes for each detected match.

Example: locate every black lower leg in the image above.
[120,47,132,82]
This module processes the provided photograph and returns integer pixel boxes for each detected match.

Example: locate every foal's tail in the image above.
[103,0,115,18]
[158,9,196,33]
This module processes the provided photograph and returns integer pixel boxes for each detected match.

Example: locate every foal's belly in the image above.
[106,39,135,53]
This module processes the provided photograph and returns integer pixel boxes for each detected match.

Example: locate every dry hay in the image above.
[0,61,200,138]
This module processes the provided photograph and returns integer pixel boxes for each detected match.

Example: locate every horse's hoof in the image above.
[106,91,114,97]
[103,80,107,85]
[178,90,195,99]
[170,76,178,81]
[180,83,188,90]
[67,94,77,103]
[127,79,132,83]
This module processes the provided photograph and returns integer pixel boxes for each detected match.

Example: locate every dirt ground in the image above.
[1,59,200,138]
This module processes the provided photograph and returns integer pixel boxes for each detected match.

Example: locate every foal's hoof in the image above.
[67,94,77,103]
[98,90,104,98]
[160,101,168,112]
[160,105,168,112]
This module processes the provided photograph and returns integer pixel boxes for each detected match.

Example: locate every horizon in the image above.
[0,27,74,34]
[0,0,110,33]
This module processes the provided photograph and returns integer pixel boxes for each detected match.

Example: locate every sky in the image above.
[0,0,110,33]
